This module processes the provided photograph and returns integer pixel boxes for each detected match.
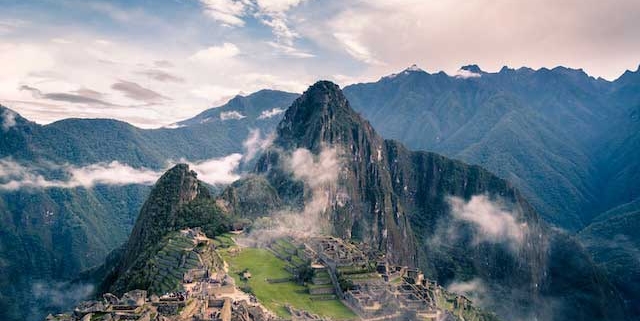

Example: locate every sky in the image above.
[0,0,639,128]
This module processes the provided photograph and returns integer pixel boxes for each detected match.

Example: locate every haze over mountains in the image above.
[0,64,639,320]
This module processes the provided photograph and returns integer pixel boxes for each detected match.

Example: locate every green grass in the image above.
[222,247,356,320]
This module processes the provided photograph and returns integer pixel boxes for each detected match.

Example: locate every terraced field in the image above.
[145,233,202,294]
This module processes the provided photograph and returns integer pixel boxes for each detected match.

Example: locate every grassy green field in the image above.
[221,247,356,320]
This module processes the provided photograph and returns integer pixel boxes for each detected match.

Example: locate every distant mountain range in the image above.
[0,64,638,320]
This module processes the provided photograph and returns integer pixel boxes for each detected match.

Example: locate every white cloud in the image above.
[189,43,240,63]
[288,147,340,188]
[68,162,160,187]
[220,110,246,120]
[446,278,488,306]
[333,32,383,65]
[182,153,243,185]
[198,0,250,27]
[242,128,274,161]
[257,107,285,119]
[239,146,343,246]
[266,41,314,58]
[0,159,160,190]
[0,154,245,190]
[198,0,309,52]
[1,109,17,131]
[257,0,307,13]
[447,278,485,295]
[454,69,481,79]
[261,16,298,46]
[448,195,527,245]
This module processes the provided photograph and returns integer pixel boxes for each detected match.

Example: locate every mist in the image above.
[447,195,527,246]
[30,281,94,320]
[1,108,16,131]
[0,153,245,190]
[180,153,243,185]
[242,128,274,162]
[238,146,342,246]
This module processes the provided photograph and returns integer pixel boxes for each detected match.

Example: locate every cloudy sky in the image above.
[1,0,639,128]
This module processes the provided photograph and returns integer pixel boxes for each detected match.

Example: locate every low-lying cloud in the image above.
[453,69,482,79]
[243,129,274,161]
[2,108,16,131]
[446,278,488,306]
[239,146,342,246]
[258,107,285,119]
[448,195,526,245]
[220,110,246,120]
[0,153,246,191]
[0,159,160,190]
[181,153,243,185]
[31,281,93,320]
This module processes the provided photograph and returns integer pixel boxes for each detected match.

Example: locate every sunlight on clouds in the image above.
[198,0,250,27]
[181,153,244,185]
[189,43,240,63]
[333,32,383,66]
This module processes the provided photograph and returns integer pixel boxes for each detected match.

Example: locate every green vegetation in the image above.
[222,247,355,320]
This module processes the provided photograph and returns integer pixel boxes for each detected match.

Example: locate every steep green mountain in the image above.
[103,164,231,295]
[0,89,297,321]
[223,81,627,320]
[342,65,638,230]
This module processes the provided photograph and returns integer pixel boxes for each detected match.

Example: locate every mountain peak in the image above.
[117,163,204,274]
[405,63,424,72]
[382,64,427,80]
[460,64,483,73]
[274,80,378,152]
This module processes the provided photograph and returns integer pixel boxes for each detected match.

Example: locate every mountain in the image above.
[579,198,640,317]
[222,81,627,321]
[341,64,638,230]
[0,89,297,321]
[1,90,298,168]
[102,164,231,295]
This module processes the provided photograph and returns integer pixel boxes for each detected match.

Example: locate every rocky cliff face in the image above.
[224,81,626,320]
